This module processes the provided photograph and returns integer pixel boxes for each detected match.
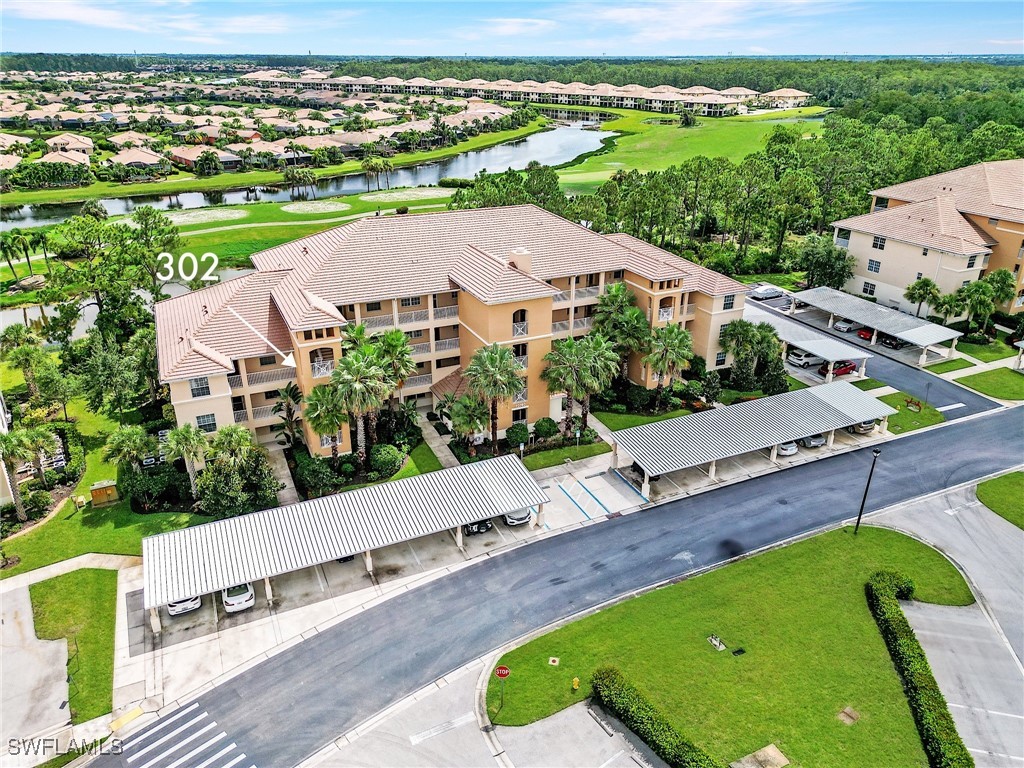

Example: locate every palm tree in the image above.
[541,338,581,436]
[374,329,416,409]
[933,291,965,326]
[209,425,257,469]
[23,426,58,487]
[0,324,44,399]
[904,277,941,317]
[644,324,694,409]
[719,318,758,360]
[28,230,52,275]
[379,158,394,189]
[592,282,636,332]
[331,345,391,467]
[577,334,620,430]
[984,269,1017,309]
[361,156,382,191]
[450,395,488,456]
[0,234,19,278]
[436,391,458,425]
[464,343,523,455]
[8,228,34,277]
[611,306,653,381]
[0,429,35,520]
[165,423,208,498]
[271,381,304,447]
[104,425,156,473]
[304,384,349,468]
[957,281,996,331]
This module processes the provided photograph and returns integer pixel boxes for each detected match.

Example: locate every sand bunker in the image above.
[164,209,249,226]
[280,201,353,214]
[359,188,455,202]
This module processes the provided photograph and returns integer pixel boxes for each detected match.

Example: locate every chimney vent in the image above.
[509,247,532,273]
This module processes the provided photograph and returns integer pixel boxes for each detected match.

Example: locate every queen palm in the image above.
[104,425,156,473]
[957,281,995,331]
[374,329,416,409]
[271,381,304,447]
[577,334,620,430]
[933,291,965,325]
[904,277,941,317]
[464,343,523,455]
[8,228,34,277]
[28,230,52,275]
[166,423,208,497]
[331,345,391,467]
[541,338,582,436]
[450,395,488,456]
[644,325,693,409]
[304,384,349,468]
[0,429,35,520]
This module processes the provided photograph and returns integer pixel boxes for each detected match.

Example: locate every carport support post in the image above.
[263,576,273,607]
[534,502,546,528]
[708,460,717,480]
[880,415,889,434]
[149,607,161,634]
[825,360,835,383]
[918,346,929,367]
[948,337,958,358]
[827,429,835,448]
[770,444,779,463]
[827,313,835,329]
[362,549,373,575]
[610,441,619,469]
[780,341,788,358]
[641,471,651,499]
[858,359,868,379]
[454,525,464,549]
[870,329,878,345]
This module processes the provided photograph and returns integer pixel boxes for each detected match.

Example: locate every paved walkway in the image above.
[265,446,300,505]
[417,414,460,469]
[0,553,141,593]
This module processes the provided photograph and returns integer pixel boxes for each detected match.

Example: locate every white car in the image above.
[221,583,255,613]
[748,285,785,301]
[166,595,202,616]
[776,442,799,457]
[832,318,861,332]
[503,508,533,526]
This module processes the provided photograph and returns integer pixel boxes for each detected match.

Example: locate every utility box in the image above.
[90,480,119,507]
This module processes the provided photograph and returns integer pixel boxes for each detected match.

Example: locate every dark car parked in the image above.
[880,334,910,350]
[463,519,494,536]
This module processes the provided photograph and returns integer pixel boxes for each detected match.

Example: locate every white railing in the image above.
[251,405,275,421]
[512,418,528,425]
[435,337,460,351]
[573,317,593,330]
[552,320,570,334]
[658,307,673,322]
[512,322,529,337]
[513,388,528,403]
[1015,295,1024,308]
[682,304,696,317]
[552,291,570,304]
[363,315,394,329]
[575,285,601,300]
[405,373,433,388]
[227,374,242,389]
[233,409,249,423]
[246,368,294,386]
[409,342,431,355]
[399,309,430,325]
[311,359,335,378]
[433,305,458,319]
[515,355,528,369]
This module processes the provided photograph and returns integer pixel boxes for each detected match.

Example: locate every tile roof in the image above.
[108,147,164,166]
[449,245,560,305]
[430,367,469,401]
[871,160,1024,224]
[155,270,294,380]
[832,196,995,256]
[35,150,89,166]
[605,233,748,295]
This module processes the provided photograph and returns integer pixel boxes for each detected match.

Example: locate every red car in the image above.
[818,360,858,377]
[856,328,874,341]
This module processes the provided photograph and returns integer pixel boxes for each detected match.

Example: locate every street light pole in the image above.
[854,448,882,535]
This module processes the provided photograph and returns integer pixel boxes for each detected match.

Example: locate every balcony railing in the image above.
[251,405,275,421]
[513,388,528,403]
[515,355,528,369]
[399,309,430,325]
[682,304,696,317]
[512,321,529,337]
[433,305,458,319]
[363,315,394,329]
[658,307,673,322]
[552,291,570,304]
[435,337,460,352]
[572,317,593,330]
[575,285,601,300]
[311,359,335,378]
[552,320,570,334]
[246,368,295,386]
[233,409,249,423]
[227,374,242,389]
[404,373,433,389]
[409,342,431,356]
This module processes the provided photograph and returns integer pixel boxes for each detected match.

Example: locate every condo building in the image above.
[832,160,1024,315]
[156,206,746,456]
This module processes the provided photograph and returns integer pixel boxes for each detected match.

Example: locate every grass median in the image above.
[955,367,1024,400]
[878,392,945,434]
[975,471,1024,529]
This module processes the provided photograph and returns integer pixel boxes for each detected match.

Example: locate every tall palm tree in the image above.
[374,329,416,409]
[933,291,965,326]
[464,343,523,455]
[984,269,1017,309]
[957,281,995,331]
[577,333,620,429]
[0,429,35,521]
[644,325,694,409]
[450,395,488,456]
[904,277,941,317]
[272,381,304,447]
[23,426,58,487]
[0,234,19,278]
[592,282,636,332]
[331,345,391,467]
[8,228,34,277]
[0,324,44,399]
[304,384,349,468]
[165,423,208,498]
[379,158,394,189]
[611,306,653,381]
[104,425,156,474]
[209,425,257,469]
[719,318,758,360]
[28,230,52,275]
[541,338,581,436]
[341,323,372,353]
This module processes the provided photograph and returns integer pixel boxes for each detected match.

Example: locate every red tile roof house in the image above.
[167,146,241,171]
[44,132,94,154]
[35,149,91,166]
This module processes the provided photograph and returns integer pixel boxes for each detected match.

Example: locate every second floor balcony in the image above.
[572,317,593,331]
[233,409,249,423]
[552,320,570,334]
[409,341,431,356]
[311,359,335,379]
[433,305,459,319]
[514,354,528,369]
[552,290,571,304]
[404,373,433,389]
[435,337,460,352]
[251,405,276,421]
[575,285,601,300]
[512,321,529,337]
[658,307,674,322]
[246,367,295,387]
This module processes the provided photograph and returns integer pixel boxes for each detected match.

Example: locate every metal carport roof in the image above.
[611,381,897,478]
[142,455,549,609]
[791,287,961,347]
[745,306,871,362]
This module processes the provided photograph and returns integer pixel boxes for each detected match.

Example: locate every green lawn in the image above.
[925,358,975,374]
[556,107,826,193]
[521,442,612,470]
[30,568,118,723]
[718,377,806,405]
[486,526,971,767]
[391,441,445,480]
[592,408,693,431]
[734,271,808,292]
[878,392,945,434]
[955,367,1024,400]
[852,378,887,391]
[975,471,1024,529]
[945,334,1018,363]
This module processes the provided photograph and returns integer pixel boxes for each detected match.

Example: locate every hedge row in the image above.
[591,667,720,768]
[865,571,974,768]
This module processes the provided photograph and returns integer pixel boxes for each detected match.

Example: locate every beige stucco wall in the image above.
[964,213,1024,314]
[169,374,234,433]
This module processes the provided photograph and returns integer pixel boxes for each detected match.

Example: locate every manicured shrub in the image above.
[865,571,972,768]
[339,462,356,478]
[438,176,474,188]
[591,667,719,768]
[24,490,52,517]
[626,385,651,413]
[533,417,559,440]
[962,332,990,345]
[294,452,340,498]
[505,422,530,448]
[607,403,628,414]
[370,444,405,477]
[396,205,409,214]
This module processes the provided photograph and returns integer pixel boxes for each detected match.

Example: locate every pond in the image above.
[0,123,613,230]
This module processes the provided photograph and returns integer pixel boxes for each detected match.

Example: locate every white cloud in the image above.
[748,45,772,53]
[484,17,558,36]
[987,39,1024,46]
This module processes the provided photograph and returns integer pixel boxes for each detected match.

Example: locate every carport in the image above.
[789,286,962,366]
[610,381,897,497]
[142,455,548,632]
[746,306,872,381]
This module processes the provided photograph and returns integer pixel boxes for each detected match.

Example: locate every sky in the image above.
[1,0,1022,57]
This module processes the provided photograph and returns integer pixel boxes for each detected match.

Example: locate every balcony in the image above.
[433,305,458,319]
[682,304,696,317]
[575,285,601,300]
[404,373,433,389]
[552,320,570,334]
[251,405,275,421]
[658,307,674,322]
[398,309,430,326]
[363,315,394,330]
[409,342,431,356]
[246,368,295,386]
[435,337,460,352]
[513,388,528,403]
[512,321,529,337]
[227,374,242,389]
[233,409,249,423]
[515,355,528,369]
[311,359,335,379]
[552,290,570,304]
[572,317,593,330]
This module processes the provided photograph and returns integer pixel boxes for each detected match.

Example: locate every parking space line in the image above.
[967,748,1024,761]
[559,484,591,520]
[936,403,966,412]
[219,754,250,768]
[949,703,1024,720]
[406,541,423,568]
[597,749,625,768]
[575,477,612,515]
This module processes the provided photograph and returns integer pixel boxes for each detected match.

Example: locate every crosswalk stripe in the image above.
[119,703,201,750]
[136,721,219,768]
[160,731,227,768]
[126,713,208,762]
[190,743,238,768]
[219,753,249,768]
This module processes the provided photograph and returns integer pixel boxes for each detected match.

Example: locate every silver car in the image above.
[222,583,255,613]
[504,508,533,526]
[832,318,861,332]
[166,595,202,616]
[799,433,827,448]
[749,285,785,301]
[776,442,799,457]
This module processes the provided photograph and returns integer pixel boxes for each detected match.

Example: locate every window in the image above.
[862,281,876,296]
[189,377,210,398]
[406,329,424,339]
[400,296,421,308]
[263,390,278,401]
[988,217,999,226]
[916,272,923,280]
[196,414,217,433]
[612,270,624,279]
[966,255,978,269]
[259,355,277,366]
[1014,264,1020,274]
[922,249,928,257]
[722,294,735,310]
[512,309,527,323]
[873,197,889,211]
[512,343,527,357]
[962,280,971,288]
[365,301,381,312]
[512,407,528,423]
[867,259,881,274]
[718,326,727,340]
[871,236,886,250]
[303,330,312,340]
[715,351,727,366]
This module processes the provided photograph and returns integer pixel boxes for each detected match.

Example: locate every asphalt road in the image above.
[93,407,1023,768]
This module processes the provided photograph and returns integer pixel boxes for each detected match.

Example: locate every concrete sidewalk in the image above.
[0,554,141,594]
[417,414,460,469]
